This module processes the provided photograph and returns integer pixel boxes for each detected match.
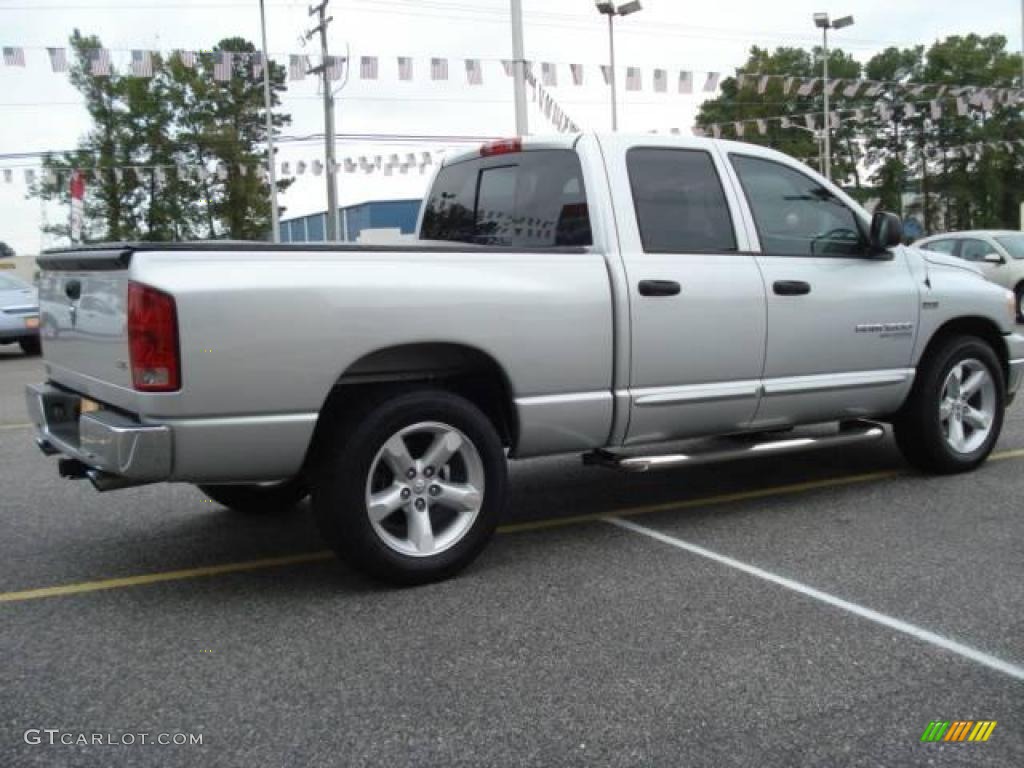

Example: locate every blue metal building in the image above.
[280,199,422,243]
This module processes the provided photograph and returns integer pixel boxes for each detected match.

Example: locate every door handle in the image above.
[773,280,811,296]
[638,280,681,297]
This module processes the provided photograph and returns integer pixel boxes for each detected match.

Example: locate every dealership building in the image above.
[280,199,422,244]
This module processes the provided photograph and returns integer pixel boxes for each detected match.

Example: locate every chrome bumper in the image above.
[25,383,171,483]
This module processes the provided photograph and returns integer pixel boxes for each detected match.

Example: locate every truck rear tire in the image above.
[197,478,308,515]
[19,337,41,356]
[311,389,507,585]
[893,335,1005,474]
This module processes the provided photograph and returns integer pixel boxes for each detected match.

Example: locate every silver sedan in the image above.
[0,272,40,355]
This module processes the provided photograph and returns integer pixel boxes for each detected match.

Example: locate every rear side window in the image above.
[731,154,867,257]
[922,239,957,255]
[420,150,592,247]
[626,148,737,253]
[959,238,996,262]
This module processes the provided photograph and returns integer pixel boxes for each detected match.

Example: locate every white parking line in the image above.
[606,516,1024,682]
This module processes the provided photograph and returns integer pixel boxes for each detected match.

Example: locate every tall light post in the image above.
[259,0,280,242]
[510,0,529,136]
[595,1,643,131]
[813,12,853,180]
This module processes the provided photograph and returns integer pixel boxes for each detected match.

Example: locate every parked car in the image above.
[0,271,40,355]
[915,230,1024,321]
[25,134,1024,584]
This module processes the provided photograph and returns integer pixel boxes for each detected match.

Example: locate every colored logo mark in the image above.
[920,720,997,743]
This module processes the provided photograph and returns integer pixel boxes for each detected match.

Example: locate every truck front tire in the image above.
[311,389,507,585]
[893,335,1005,474]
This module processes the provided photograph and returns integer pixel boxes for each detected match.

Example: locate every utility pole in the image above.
[258,0,280,243]
[306,0,340,241]
[510,0,529,136]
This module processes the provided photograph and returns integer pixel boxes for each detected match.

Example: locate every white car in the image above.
[915,230,1024,321]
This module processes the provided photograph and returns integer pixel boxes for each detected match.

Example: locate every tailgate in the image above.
[38,249,134,404]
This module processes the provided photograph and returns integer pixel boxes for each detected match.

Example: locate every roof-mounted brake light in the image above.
[480,138,523,157]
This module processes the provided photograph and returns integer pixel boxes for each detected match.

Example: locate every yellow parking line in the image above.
[0,422,32,431]
[0,551,334,604]
[1,447,1022,604]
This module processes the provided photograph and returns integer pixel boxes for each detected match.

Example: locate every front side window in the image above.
[731,154,867,258]
[960,239,997,262]
[995,235,1024,260]
[626,148,737,253]
[420,150,591,247]
[922,239,957,255]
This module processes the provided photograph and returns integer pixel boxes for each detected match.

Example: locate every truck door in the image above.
[723,150,918,427]
[600,137,768,445]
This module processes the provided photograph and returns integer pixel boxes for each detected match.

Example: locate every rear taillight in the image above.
[127,281,180,392]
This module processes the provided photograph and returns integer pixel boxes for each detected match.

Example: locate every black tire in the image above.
[19,337,41,356]
[893,335,1005,474]
[1015,283,1024,324]
[197,477,308,515]
[311,389,507,585]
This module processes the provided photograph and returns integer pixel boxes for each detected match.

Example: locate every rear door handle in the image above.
[638,280,681,297]
[773,280,811,296]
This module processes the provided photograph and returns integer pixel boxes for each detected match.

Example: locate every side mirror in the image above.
[982,252,1004,265]
[869,211,903,252]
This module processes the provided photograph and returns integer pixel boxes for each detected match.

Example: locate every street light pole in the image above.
[258,0,280,243]
[510,0,529,136]
[596,2,642,132]
[813,12,853,181]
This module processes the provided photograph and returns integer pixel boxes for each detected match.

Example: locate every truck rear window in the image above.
[420,150,592,247]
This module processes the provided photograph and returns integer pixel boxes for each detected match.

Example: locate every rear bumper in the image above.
[25,382,171,482]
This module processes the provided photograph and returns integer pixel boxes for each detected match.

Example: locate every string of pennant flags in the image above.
[699,89,1024,139]
[1,44,726,92]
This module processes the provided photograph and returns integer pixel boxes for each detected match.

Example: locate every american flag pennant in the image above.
[289,55,307,81]
[570,63,583,86]
[326,55,345,81]
[711,124,721,139]
[431,57,448,80]
[877,103,892,121]
[703,72,720,92]
[600,65,612,86]
[780,117,791,128]
[154,166,166,184]
[734,121,745,137]
[736,74,750,89]
[311,159,323,176]
[678,70,693,94]
[909,84,928,97]
[783,76,795,95]
[47,47,68,73]
[131,50,154,78]
[398,56,414,81]
[626,67,642,91]
[542,62,557,86]
[238,164,248,177]
[934,85,948,98]
[113,167,124,183]
[757,75,770,95]
[3,47,25,67]
[804,114,816,130]
[360,56,378,80]
[178,50,197,69]
[829,112,840,129]
[796,78,816,96]
[653,69,667,93]
[865,82,885,97]
[956,97,968,116]
[843,81,861,98]
[295,161,306,176]
[904,103,916,119]
[89,48,111,76]
[24,169,35,184]
[756,119,767,135]
[216,164,229,181]
[2,169,12,184]
[501,59,513,77]
[466,59,483,85]
[280,161,291,176]
[823,79,840,95]
[343,159,356,173]
[930,100,942,120]
[214,51,233,82]
[853,108,864,121]
[252,52,264,79]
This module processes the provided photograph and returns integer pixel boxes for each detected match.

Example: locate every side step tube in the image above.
[583,420,886,473]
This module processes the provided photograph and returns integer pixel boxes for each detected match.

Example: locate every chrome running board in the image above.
[583,420,886,473]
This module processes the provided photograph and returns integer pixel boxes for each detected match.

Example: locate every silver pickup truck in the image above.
[26,134,1024,584]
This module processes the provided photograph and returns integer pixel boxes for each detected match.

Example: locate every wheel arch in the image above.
[917,316,1009,383]
[306,342,519,467]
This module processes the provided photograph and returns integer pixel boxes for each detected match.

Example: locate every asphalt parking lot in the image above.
[1,342,1022,767]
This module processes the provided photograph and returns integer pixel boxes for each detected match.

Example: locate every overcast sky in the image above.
[0,0,1019,254]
